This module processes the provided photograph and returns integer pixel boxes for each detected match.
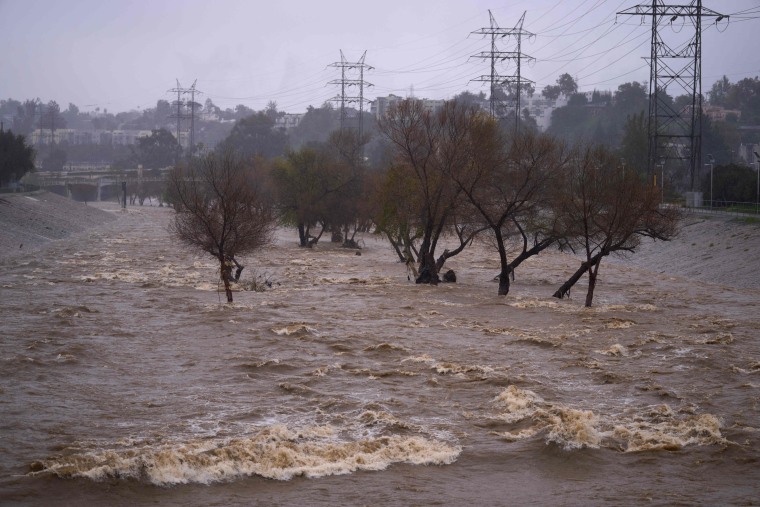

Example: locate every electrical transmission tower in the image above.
[167,79,202,160]
[328,50,373,139]
[168,80,185,153]
[186,80,202,153]
[471,10,534,131]
[618,1,727,190]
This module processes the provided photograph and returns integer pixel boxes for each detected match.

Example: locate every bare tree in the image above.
[552,145,680,306]
[168,152,276,303]
[379,99,481,284]
[447,125,569,295]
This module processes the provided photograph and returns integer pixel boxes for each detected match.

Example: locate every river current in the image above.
[1,203,758,506]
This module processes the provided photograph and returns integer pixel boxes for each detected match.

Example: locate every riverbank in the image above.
[1,193,759,290]
[610,212,760,290]
[0,192,118,259]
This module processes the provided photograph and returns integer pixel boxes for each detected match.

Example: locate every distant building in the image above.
[521,94,568,131]
[274,113,304,131]
[371,94,446,120]
[372,94,405,119]
[29,128,154,146]
[371,92,575,131]
[704,104,742,122]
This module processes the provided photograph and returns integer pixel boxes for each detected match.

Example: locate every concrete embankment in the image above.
[612,213,760,290]
[0,192,118,259]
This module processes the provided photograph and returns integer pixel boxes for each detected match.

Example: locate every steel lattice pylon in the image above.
[471,10,534,132]
[618,1,727,190]
[328,50,373,140]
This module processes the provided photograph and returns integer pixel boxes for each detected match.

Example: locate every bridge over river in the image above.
[36,173,168,202]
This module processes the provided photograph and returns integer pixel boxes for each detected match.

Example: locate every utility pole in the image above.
[328,50,374,140]
[618,1,727,190]
[471,10,534,130]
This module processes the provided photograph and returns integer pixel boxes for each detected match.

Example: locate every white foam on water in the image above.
[319,276,393,286]
[590,303,659,313]
[697,333,734,344]
[490,386,725,452]
[363,342,411,353]
[597,344,629,357]
[507,297,562,310]
[32,424,461,485]
[731,361,760,375]
[402,354,495,377]
[604,318,636,329]
[271,323,319,336]
[611,411,725,452]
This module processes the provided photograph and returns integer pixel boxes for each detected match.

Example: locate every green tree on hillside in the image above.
[218,112,287,160]
[0,129,35,186]
[39,101,67,138]
[547,81,649,148]
[133,128,180,169]
[726,77,760,125]
[13,99,41,136]
[619,111,648,173]
[708,75,732,106]
[542,73,578,101]
[289,104,340,149]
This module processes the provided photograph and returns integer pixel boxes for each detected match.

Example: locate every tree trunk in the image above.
[496,238,558,296]
[298,223,308,247]
[553,251,604,300]
[308,225,325,247]
[434,226,486,275]
[507,237,557,277]
[230,256,244,282]
[416,252,439,285]
[585,259,601,307]
[220,257,233,303]
[385,231,406,262]
[495,229,511,296]
[498,267,512,296]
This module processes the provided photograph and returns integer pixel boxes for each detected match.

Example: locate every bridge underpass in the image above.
[37,175,167,203]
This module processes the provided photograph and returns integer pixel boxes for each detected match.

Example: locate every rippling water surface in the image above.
[1,204,759,506]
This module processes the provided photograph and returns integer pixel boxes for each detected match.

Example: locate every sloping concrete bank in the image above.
[0,192,118,259]
[610,213,760,290]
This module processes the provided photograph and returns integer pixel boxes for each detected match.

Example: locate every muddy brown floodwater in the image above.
[1,202,759,506]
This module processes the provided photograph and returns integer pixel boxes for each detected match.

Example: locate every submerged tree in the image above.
[167,152,276,303]
[271,142,359,248]
[552,145,680,306]
[369,162,423,263]
[379,99,482,284]
[448,126,569,295]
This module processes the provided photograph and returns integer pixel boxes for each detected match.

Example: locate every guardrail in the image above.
[682,200,760,217]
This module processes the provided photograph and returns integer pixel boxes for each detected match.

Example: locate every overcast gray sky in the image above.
[1,0,758,114]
